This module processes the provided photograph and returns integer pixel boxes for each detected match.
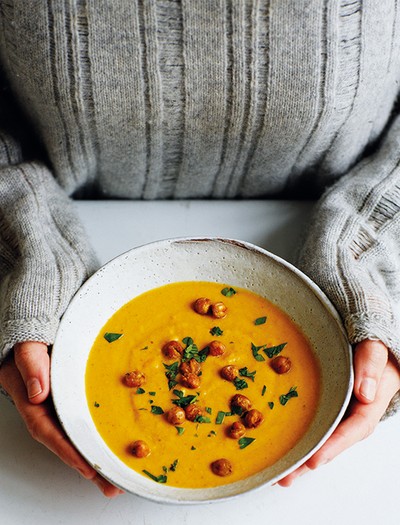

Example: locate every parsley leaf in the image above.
[221,287,237,297]
[238,437,255,449]
[263,342,287,358]
[103,332,123,343]
[251,343,266,362]
[239,367,256,382]
[142,470,167,483]
[210,326,223,336]
[254,316,267,325]
[279,386,298,406]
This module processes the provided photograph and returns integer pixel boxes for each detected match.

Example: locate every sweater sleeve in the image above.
[297,111,400,417]
[0,77,99,364]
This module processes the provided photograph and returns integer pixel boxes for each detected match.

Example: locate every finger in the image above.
[277,357,400,486]
[14,341,50,403]
[305,359,400,470]
[353,340,388,403]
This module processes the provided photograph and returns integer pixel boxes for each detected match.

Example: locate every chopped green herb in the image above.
[181,337,208,363]
[210,326,223,336]
[208,430,217,437]
[194,415,211,424]
[140,346,148,350]
[151,405,164,415]
[171,390,198,408]
[233,377,248,390]
[163,361,179,390]
[103,332,123,343]
[263,342,287,359]
[239,367,256,382]
[238,437,256,449]
[230,405,244,416]
[205,407,212,414]
[142,470,167,483]
[251,342,266,362]
[261,385,267,396]
[191,446,196,451]
[136,387,145,395]
[162,466,168,473]
[279,386,298,406]
[215,411,226,425]
[94,402,100,408]
[221,286,237,297]
[268,401,274,409]
[254,316,267,325]
[175,426,185,436]
[149,391,156,396]
[170,459,179,472]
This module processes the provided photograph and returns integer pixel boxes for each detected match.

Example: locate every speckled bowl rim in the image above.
[51,237,354,504]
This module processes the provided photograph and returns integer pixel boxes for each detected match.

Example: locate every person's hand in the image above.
[0,341,123,497]
[277,339,400,487]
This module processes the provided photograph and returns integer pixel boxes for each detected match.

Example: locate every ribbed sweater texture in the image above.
[1,0,400,413]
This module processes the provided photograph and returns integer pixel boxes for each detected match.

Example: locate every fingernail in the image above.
[360,378,376,401]
[27,378,42,399]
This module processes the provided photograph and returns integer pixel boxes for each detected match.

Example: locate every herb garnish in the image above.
[172,389,198,408]
[221,286,237,297]
[175,426,185,435]
[268,402,274,409]
[210,326,223,336]
[239,367,256,382]
[263,342,287,358]
[194,415,211,424]
[279,386,298,406]
[169,459,179,472]
[94,402,100,408]
[261,385,267,396]
[163,361,179,390]
[182,337,209,363]
[151,405,164,415]
[136,387,145,394]
[142,470,167,483]
[103,332,123,343]
[254,316,267,325]
[233,377,248,390]
[238,437,255,449]
[251,343,266,362]
[215,411,226,425]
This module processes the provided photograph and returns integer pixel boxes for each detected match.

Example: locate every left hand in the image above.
[277,339,400,487]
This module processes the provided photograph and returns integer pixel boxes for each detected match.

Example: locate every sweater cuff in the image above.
[0,317,59,365]
[345,312,400,364]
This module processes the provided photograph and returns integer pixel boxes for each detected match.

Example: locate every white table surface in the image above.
[1,200,399,525]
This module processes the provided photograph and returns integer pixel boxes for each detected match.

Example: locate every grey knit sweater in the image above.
[1,1,400,413]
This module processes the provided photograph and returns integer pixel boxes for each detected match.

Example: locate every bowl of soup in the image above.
[51,237,353,504]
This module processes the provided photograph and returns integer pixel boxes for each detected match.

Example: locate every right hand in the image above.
[0,341,123,497]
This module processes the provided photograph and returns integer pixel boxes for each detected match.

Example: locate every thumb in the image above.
[14,341,50,404]
[353,339,388,403]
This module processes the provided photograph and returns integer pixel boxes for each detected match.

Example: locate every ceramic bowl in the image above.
[51,237,353,504]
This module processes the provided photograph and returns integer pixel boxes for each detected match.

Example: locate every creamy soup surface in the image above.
[86,281,320,488]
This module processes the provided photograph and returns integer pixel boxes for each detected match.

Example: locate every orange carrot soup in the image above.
[85,281,321,488]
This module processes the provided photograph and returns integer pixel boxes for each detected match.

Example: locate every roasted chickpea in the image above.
[184,404,203,422]
[179,358,201,376]
[167,406,186,425]
[123,370,146,388]
[130,440,150,458]
[211,458,233,477]
[211,301,227,319]
[193,297,212,315]
[208,340,226,357]
[230,393,252,413]
[220,365,239,381]
[162,340,184,359]
[270,355,292,374]
[180,372,201,389]
[243,408,264,428]
[227,421,246,439]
